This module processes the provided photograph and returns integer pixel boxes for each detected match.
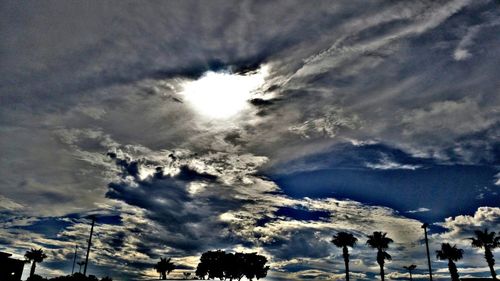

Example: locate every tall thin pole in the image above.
[83,216,95,276]
[71,245,78,274]
[422,223,433,281]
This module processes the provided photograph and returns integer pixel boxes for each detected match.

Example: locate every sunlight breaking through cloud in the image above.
[180,66,268,119]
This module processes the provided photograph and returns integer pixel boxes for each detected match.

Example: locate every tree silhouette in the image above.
[331,232,358,281]
[77,261,86,273]
[195,261,209,280]
[366,232,393,281]
[196,250,269,280]
[242,253,269,281]
[436,243,463,281]
[183,272,191,279]
[224,252,245,280]
[196,250,225,280]
[469,229,499,280]
[154,257,175,280]
[403,264,417,281]
[25,248,48,278]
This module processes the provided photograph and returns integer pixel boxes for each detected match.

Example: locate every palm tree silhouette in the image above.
[436,243,463,281]
[469,229,499,280]
[366,232,393,281]
[154,257,175,280]
[24,248,48,278]
[331,232,358,281]
[403,264,417,281]
[77,261,86,273]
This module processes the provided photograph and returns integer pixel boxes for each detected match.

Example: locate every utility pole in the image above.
[83,216,95,276]
[422,223,433,281]
[71,244,78,274]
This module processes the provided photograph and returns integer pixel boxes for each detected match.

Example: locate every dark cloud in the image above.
[249,98,277,107]
[105,154,259,254]
[176,165,218,182]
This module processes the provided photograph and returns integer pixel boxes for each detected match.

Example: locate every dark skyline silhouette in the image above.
[1,224,499,280]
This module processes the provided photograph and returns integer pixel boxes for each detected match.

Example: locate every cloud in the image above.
[407,208,431,214]
[437,206,500,242]
[453,10,500,61]
[288,108,362,139]
[365,155,422,170]
[0,195,24,211]
[0,141,430,279]
[1,1,499,280]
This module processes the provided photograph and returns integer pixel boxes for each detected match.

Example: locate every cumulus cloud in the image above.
[436,207,500,243]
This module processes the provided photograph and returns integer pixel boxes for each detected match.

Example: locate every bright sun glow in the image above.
[180,66,267,119]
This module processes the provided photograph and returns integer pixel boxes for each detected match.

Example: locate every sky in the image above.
[0,1,499,280]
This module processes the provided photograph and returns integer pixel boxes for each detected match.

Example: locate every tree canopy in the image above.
[196,250,269,280]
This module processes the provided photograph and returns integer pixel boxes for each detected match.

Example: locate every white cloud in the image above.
[407,207,431,213]
[366,155,421,170]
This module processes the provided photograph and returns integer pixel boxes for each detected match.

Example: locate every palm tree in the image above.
[331,232,358,281]
[24,248,48,278]
[367,232,393,281]
[470,229,499,280]
[154,257,175,280]
[77,261,86,273]
[403,264,417,281]
[436,243,463,281]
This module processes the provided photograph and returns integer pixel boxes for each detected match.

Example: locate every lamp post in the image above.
[422,223,433,281]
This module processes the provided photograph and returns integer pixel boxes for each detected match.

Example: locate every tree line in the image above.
[21,228,498,280]
[195,250,269,280]
[331,229,499,281]
[154,250,269,280]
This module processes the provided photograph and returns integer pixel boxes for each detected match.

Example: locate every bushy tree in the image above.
[196,250,226,280]
[196,250,269,280]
